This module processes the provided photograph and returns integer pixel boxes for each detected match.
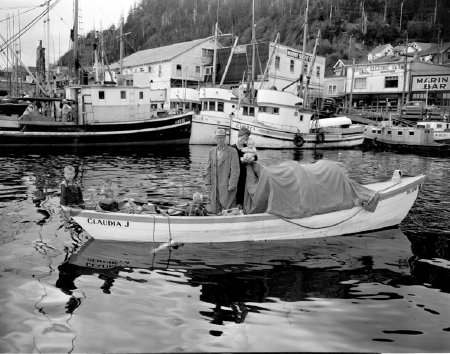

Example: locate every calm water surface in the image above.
[0,145,449,353]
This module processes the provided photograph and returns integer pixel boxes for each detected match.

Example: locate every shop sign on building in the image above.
[355,63,405,75]
[286,49,312,62]
[412,75,449,91]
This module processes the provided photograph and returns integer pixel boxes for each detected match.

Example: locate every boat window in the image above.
[397,131,403,135]
[387,130,392,135]
[209,101,216,111]
[158,65,162,77]
[243,106,248,115]
[151,104,158,110]
[139,91,143,99]
[98,91,105,100]
[217,101,224,112]
[372,129,377,133]
[316,66,320,78]
[121,91,126,99]
[299,115,304,122]
[249,107,255,116]
[260,106,266,113]
[437,124,442,128]
[409,131,415,135]
[273,107,279,114]
[377,130,381,134]
[176,64,182,76]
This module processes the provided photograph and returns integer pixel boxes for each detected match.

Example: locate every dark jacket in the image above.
[231,144,258,206]
[60,179,84,206]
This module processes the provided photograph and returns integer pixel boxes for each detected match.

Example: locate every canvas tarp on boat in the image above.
[243,160,379,218]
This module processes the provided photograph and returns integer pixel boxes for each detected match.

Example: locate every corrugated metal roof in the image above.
[112,37,213,68]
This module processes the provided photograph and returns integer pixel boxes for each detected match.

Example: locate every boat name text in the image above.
[87,218,130,227]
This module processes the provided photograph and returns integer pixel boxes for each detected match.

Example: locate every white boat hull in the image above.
[69,174,424,243]
[230,119,365,149]
[189,114,231,145]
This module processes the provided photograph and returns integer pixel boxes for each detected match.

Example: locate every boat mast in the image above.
[250,0,256,101]
[304,28,320,107]
[46,0,51,93]
[212,22,218,86]
[119,14,124,79]
[73,0,79,84]
[298,0,309,99]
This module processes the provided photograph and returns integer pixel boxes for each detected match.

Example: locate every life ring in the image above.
[293,133,304,147]
[316,132,325,143]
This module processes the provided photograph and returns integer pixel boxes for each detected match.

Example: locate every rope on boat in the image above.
[279,207,364,229]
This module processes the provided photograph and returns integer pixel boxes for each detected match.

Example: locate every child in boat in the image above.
[96,178,119,212]
[60,165,84,207]
[185,192,209,216]
[240,138,257,163]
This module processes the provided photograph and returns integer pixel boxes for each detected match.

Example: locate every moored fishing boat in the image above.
[416,119,450,144]
[0,85,193,146]
[66,162,425,244]
[364,122,450,155]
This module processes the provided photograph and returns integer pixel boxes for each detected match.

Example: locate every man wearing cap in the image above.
[61,99,72,123]
[231,126,258,208]
[205,128,240,214]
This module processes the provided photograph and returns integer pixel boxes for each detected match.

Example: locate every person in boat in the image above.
[60,165,84,207]
[61,99,72,123]
[231,127,258,209]
[96,178,119,212]
[205,128,240,214]
[22,103,35,116]
[185,192,209,216]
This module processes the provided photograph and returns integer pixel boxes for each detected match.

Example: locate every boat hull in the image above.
[69,175,425,243]
[230,119,364,149]
[189,114,231,145]
[0,112,192,146]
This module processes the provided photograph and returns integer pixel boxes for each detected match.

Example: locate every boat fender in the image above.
[293,133,304,147]
[316,132,325,143]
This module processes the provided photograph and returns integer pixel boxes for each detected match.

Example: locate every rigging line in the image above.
[280,207,364,230]
[0,3,44,24]
[0,0,62,52]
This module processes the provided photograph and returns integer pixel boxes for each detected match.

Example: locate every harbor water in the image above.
[0,145,449,353]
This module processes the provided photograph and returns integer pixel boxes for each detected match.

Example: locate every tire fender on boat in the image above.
[316,132,325,143]
[293,133,305,147]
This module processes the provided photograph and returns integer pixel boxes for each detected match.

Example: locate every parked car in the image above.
[401,101,442,117]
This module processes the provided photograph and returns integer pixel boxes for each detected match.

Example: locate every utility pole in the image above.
[401,33,408,106]
[298,0,309,98]
[119,15,124,77]
[349,57,355,109]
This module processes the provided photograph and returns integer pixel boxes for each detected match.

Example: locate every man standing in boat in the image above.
[61,99,72,123]
[231,127,258,209]
[205,128,240,214]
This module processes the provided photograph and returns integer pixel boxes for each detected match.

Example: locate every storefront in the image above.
[409,62,450,107]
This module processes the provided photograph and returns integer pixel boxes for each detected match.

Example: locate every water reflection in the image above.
[54,227,449,329]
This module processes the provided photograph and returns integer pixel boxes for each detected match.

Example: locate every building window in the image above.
[202,48,213,58]
[217,101,224,112]
[397,131,403,135]
[148,66,152,72]
[275,56,280,69]
[316,66,320,78]
[98,91,105,100]
[290,60,295,73]
[195,66,200,75]
[120,91,126,99]
[387,130,392,135]
[354,78,366,89]
[409,131,415,135]
[140,67,144,72]
[158,65,162,77]
[176,64,182,76]
[385,76,398,88]
[139,91,143,99]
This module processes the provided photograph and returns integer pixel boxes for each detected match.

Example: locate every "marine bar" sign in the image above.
[412,75,450,91]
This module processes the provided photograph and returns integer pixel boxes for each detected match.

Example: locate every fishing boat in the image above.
[416,119,450,144]
[229,89,365,149]
[0,85,193,146]
[364,122,450,155]
[66,164,425,244]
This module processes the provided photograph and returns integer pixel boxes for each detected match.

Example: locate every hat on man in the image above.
[238,127,251,137]
[214,128,227,136]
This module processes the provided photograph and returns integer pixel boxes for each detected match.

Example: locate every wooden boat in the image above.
[416,119,450,144]
[0,86,193,146]
[66,170,425,243]
[364,123,450,155]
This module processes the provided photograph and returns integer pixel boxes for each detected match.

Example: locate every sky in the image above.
[0,0,138,68]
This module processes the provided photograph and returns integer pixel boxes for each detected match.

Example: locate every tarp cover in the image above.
[243,160,379,218]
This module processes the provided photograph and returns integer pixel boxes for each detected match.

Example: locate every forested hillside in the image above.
[64,0,449,75]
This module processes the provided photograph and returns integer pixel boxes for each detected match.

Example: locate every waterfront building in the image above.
[109,37,217,90]
[216,42,325,100]
[418,42,450,67]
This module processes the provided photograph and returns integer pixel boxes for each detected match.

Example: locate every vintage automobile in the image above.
[401,101,442,117]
